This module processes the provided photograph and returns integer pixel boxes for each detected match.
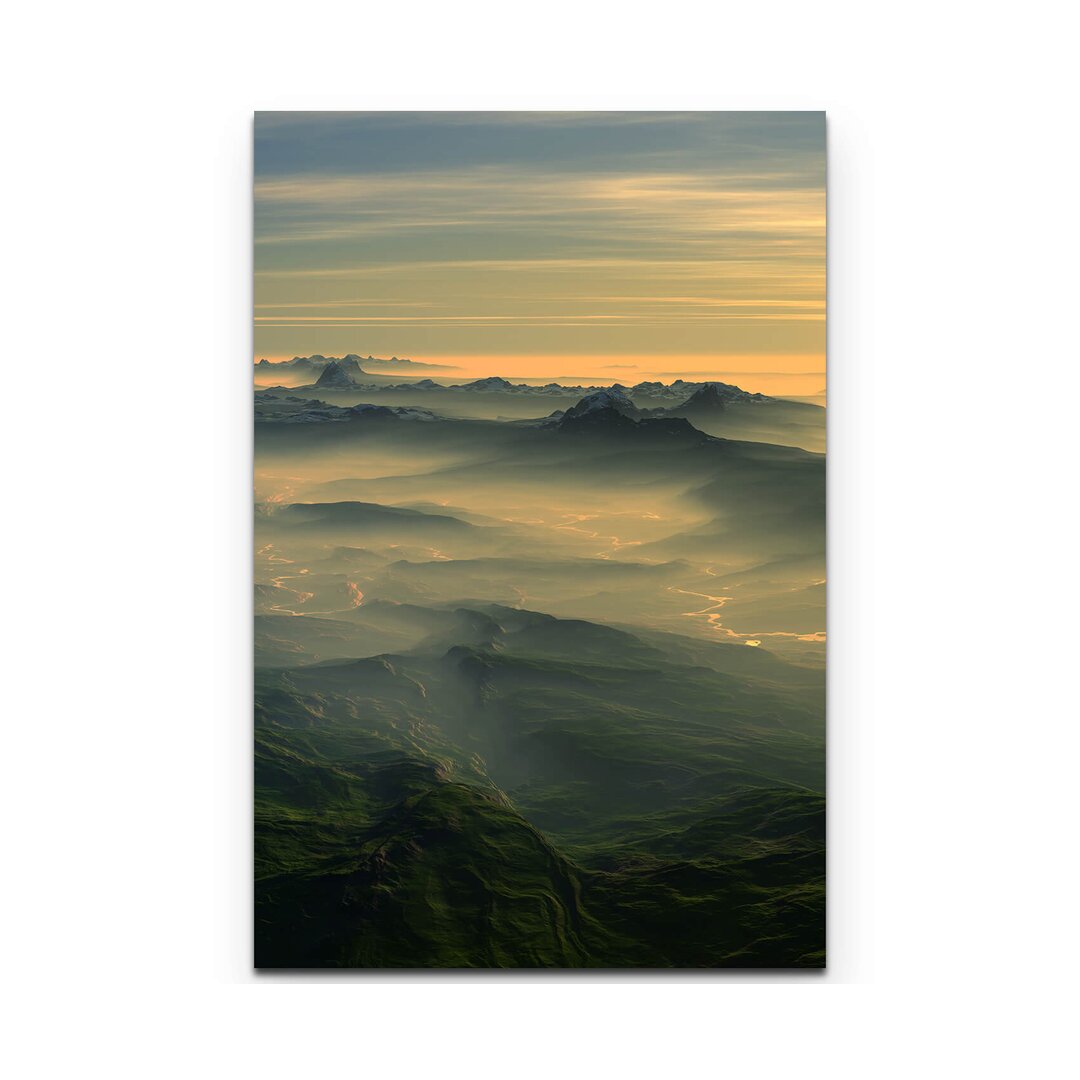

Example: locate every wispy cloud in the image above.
[253,113,824,369]
[254,169,823,250]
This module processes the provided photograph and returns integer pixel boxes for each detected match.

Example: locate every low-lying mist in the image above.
[254,395,824,664]
[253,377,827,968]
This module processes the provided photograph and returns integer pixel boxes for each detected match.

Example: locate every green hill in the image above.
[255,608,824,967]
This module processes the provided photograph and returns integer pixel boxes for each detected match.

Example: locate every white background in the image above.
[3,1,1078,1075]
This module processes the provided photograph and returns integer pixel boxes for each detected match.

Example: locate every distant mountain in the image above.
[673,381,766,409]
[257,370,822,449]
[257,362,790,410]
[337,355,367,376]
[561,387,640,420]
[461,376,515,392]
[256,359,783,405]
[556,390,708,443]
[256,353,451,375]
[255,354,329,371]
[314,359,359,389]
[254,391,439,425]
[643,384,781,438]
[680,384,727,411]
[257,384,712,443]
[361,355,454,373]
[255,355,324,376]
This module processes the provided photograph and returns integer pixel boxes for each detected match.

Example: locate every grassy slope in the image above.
[255,611,824,968]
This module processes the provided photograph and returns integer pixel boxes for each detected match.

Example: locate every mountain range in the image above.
[257,353,454,374]
[254,353,826,967]
[255,366,824,452]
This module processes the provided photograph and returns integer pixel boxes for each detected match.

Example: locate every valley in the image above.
[254,376,826,967]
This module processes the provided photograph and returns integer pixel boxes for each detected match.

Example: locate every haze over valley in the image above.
[255,364,825,966]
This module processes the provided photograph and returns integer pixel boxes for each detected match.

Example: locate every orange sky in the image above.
[254,352,825,396]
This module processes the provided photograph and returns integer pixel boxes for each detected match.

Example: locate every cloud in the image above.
[253,115,824,362]
[254,112,824,181]
[254,168,824,250]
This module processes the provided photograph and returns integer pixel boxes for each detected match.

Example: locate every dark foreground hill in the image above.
[255,606,824,967]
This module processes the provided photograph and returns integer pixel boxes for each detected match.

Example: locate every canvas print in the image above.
[254,112,826,968]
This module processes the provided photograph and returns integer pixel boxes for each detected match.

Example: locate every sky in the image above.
[254,112,825,393]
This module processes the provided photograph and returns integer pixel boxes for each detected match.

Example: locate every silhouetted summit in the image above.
[682,383,728,410]
[314,359,360,389]
[562,388,640,420]
[462,376,515,391]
